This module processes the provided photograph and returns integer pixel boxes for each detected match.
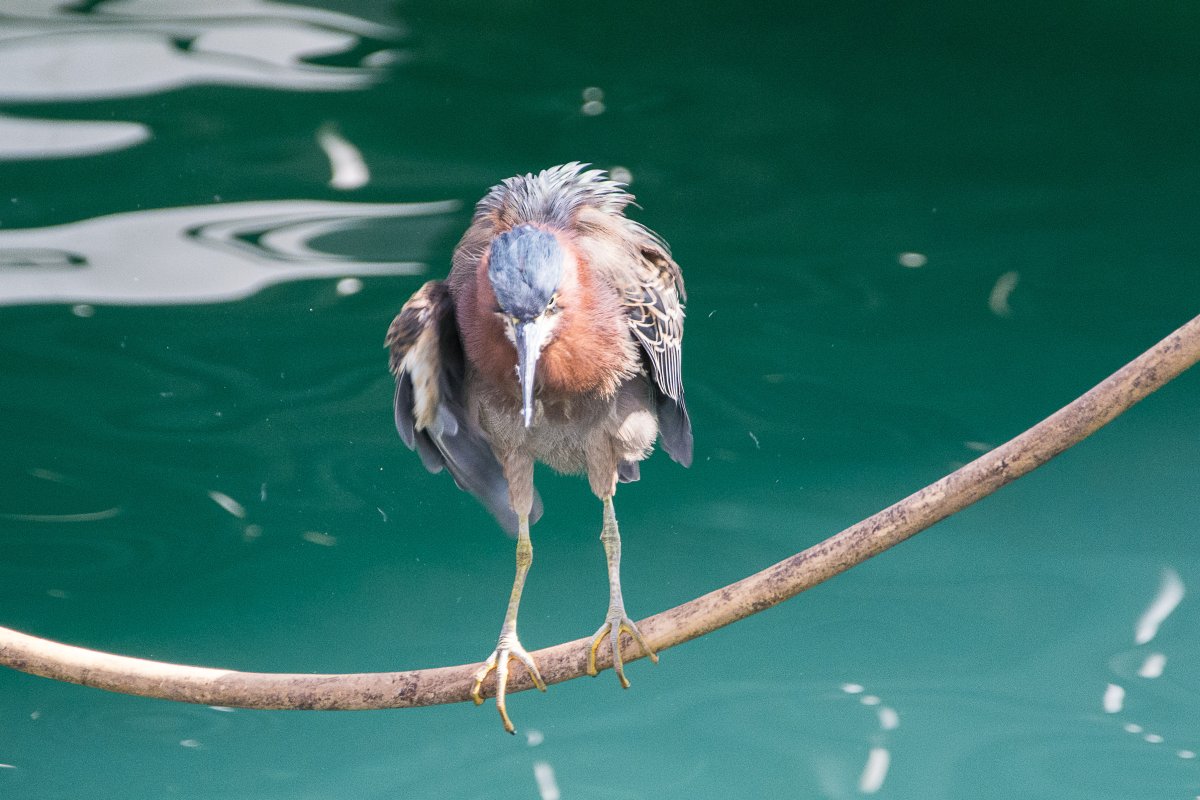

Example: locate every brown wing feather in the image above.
[385,285,437,375]
[623,227,693,467]
[570,199,693,468]
[625,233,686,399]
[386,280,450,449]
[386,280,539,534]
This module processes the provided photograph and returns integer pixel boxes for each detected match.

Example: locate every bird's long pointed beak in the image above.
[514,320,546,428]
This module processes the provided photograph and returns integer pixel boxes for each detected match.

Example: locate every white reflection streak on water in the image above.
[841,683,899,795]
[0,2,402,103]
[0,1,401,163]
[1137,652,1166,679]
[1104,569,1198,766]
[877,707,900,731]
[207,490,246,519]
[0,468,122,521]
[0,508,121,523]
[987,271,1020,317]
[0,114,150,160]
[0,25,373,97]
[0,199,459,306]
[336,277,364,296]
[249,213,422,262]
[532,761,560,800]
[1103,683,1125,713]
[857,748,890,795]
[318,124,370,190]
[1135,568,1185,645]
[6,0,398,37]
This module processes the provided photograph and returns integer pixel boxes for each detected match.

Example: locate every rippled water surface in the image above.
[2,2,1199,798]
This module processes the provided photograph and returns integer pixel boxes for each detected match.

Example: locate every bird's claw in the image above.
[470,635,547,734]
[587,610,658,688]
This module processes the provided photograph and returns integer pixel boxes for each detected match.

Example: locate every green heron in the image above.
[386,163,691,733]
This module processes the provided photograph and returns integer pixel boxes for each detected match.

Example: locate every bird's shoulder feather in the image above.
[573,206,693,466]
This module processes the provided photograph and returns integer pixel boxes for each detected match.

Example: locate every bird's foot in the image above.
[586,608,658,688]
[470,632,547,734]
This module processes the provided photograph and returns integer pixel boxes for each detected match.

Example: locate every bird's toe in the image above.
[470,635,545,734]
[588,611,657,688]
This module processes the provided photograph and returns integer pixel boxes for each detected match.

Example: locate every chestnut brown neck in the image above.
[456,245,635,405]
[537,255,634,398]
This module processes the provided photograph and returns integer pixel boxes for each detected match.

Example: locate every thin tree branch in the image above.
[2,314,1198,710]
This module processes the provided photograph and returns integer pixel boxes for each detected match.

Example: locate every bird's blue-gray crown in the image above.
[486,224,564,321]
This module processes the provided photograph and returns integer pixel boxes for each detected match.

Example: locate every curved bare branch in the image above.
[2,313,1198,710]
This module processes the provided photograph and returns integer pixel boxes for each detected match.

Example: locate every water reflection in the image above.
[0,114,149,160]
[858,748,890,795]
[1102,682,1124,714]
[987,271,1019,317]
[1137,652,1167,679]
[0,0,402,161]
[0,1,400,102]
[0,199,458,306]
[207,490,247,519]
[34,695,279,753]
[1103,567,1196,770]
[840,682,899,795]
[317,124,370,190]
[0,464,248,592]
[1135,568,1185,645]
[532,760,560,800]
[0,467,121,525]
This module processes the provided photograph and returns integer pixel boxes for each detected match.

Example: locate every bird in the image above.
[386,163,691,733]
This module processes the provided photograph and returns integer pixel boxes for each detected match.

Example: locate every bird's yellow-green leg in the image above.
[470,514,546,734]
[587,496,658,687]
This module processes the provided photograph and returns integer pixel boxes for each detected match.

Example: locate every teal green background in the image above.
[1,2,1198,798]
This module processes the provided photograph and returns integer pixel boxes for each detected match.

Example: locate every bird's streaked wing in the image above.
[623,232,693,467]
[386,280,539,534]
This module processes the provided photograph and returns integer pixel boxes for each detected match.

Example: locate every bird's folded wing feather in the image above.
[386,281,538,534]
[623,230,694,467]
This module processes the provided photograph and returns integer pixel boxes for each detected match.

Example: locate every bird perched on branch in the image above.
[386,163,691,733]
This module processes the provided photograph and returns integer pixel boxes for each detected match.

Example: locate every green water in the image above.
[2,2,1199,798]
